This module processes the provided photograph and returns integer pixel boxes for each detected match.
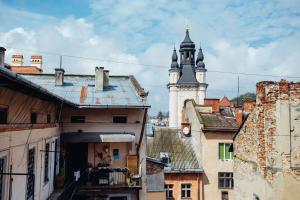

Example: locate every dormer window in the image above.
[160,152,171,166]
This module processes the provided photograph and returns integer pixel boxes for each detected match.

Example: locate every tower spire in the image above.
[196,45,205,68]
[171,48,179,69]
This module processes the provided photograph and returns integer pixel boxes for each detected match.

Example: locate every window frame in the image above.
[218,172,234,189]
[181,183,191,198]
[221,191,229,200]
[70,116,85,123]
[26,147,35,200]
[47,114,51,124]
[44,143,50,184]
[113,149,120,161]
[30,112,37,124]
[0,156,7,200]
[0,107,8,124]
[219,143,233,161]
[113,116,127,124]
[165,184,173,199]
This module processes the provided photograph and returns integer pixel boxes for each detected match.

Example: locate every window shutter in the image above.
[225,144,230,159]
[219,143,224,160]
[127,155,138,175]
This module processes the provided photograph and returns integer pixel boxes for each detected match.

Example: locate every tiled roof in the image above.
[200,113,238,130]
[21,73,150,108]
[147,128,202,172]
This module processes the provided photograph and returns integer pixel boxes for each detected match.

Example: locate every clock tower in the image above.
[168,29,208,127]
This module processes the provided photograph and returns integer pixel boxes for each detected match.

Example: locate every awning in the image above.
[61,132,135,143]
[100,134,135,142]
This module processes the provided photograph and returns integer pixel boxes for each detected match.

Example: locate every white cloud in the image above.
[0,0,299,115]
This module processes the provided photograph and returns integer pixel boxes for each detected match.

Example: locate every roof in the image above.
[21,73,150,108]
[177,64,198,85]
[0,66,75,105]
[200,112,239,131]
[147,128,203,173]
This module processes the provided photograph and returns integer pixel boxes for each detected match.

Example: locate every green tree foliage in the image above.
[231,92,256,105]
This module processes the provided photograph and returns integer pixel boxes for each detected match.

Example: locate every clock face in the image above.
[183,127,190,136]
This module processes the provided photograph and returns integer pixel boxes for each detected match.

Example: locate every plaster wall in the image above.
[164,173,203,200]
[234,81,300,200]
[0,87,60,200]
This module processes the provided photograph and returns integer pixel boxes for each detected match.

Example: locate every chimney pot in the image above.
[55,68,65,86]
[0,47,6,68]
[95,67,110,90]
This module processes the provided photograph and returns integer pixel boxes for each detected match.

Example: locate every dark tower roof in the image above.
[180,29,195,49]
[171,48,179,69]
[196,47,205,68]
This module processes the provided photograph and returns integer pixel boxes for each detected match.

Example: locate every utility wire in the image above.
[4,46,300,79]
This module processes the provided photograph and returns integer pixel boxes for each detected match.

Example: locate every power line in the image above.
[4,46,300,79]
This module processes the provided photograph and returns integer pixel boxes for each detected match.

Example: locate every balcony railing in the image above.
[85,167,140,187]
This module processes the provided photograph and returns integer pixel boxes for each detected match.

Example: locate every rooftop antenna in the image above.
[59,55,62,69]
[237,76,240,106]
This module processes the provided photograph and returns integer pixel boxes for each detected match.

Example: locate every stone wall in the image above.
[234,80,300,200]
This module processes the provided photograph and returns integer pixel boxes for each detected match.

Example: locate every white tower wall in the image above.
[169,86,178,127]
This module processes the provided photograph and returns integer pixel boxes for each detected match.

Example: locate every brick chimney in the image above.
[30,55,42,69]
[55,68,65,86]
[95,67,109,91]
[0,47,6,67]
[12,54,24,66]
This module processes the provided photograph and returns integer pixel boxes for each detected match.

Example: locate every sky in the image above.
[0,0,300,115]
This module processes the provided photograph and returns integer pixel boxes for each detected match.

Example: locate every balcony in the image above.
[54,167,141,200]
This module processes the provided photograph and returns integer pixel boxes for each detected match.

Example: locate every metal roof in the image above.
[21,73,150,108]
[147,128,202,172]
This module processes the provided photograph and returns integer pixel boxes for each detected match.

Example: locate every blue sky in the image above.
[1,0,300,115]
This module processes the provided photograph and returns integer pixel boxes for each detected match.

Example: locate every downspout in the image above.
[288,83,293,169]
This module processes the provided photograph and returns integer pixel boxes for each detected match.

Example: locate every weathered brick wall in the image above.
[234,80,300,200]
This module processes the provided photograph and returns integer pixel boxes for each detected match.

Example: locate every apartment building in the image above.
[0,47,150,200]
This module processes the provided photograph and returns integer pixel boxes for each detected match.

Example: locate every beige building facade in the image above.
[183,99,238,200]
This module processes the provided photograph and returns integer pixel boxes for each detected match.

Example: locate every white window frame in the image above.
[219,143,233,161]
[181,184,191,198]
[165,184,173,198]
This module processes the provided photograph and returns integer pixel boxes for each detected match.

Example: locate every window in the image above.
[113,149,120,160]
[218,172,233,189]
[113,116,127,123]
[0,108,7,124]
[221,191,229,200]
[165,184,173,199]
[44,143,50,183]
[26,148,35,200]
[47,114,51,123]
[30,112,37,124]
[0,157,6,200]
[219,143,232,160]
[181,184,191,198]
[71,116,85,123]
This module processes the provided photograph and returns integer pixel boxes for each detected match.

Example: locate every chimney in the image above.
[30,55,42,69]
[0,47,6,67]
[55,68,65,86]
[95,67,109,90]
[12,54,24,66]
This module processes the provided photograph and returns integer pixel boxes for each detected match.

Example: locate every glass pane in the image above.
[219,143,224,160]
[225,144,230,159]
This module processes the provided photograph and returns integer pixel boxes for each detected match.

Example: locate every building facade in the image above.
[0,47,150,200]
[183,99,239,200]
[168,29,208,127]
[147,127,204,200]
[233,80,300,200]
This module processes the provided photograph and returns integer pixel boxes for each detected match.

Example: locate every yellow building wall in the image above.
[165,173,203,200]
[147,191,166,200]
